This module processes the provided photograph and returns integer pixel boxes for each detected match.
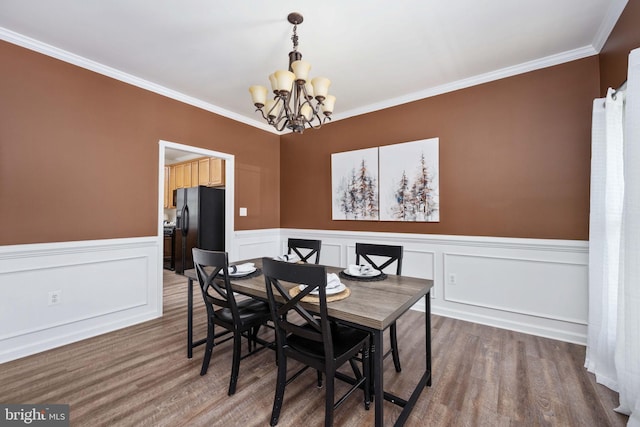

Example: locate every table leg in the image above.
[426,293,432,387]
[373,329,384,427]
[187,277,194,359]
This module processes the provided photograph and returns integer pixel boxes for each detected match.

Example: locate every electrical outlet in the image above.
[448,273,457,285]
[48,290,62,306]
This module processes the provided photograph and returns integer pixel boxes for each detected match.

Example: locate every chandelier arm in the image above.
[281,91,294,118]
[290,84,299,116]
[297,85,308,120]
[299,83,314,104]
[254,107,269,121]
[271,113,290,132]
[263,95,282,118]
[308,110,325,129]
[274,102,289,127]
[306,120,323,130]
[306,114,333,130]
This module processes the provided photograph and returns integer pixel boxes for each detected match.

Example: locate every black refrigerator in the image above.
[174,186,225,274]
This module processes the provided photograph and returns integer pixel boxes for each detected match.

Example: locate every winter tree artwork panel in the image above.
[331,148,379,220]
[379,138,439,222]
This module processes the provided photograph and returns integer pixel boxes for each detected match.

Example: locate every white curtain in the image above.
[587,47,640,426]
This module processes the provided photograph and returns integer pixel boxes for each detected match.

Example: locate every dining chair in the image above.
[192,248,272,395]
[355,242,404,372]
[287,238,322,264]
[262,258,370,427]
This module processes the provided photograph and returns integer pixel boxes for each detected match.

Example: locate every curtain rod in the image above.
[614,79,628,93]
[611,79,627,101]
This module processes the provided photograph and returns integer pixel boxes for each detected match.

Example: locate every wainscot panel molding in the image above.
[0,237,160,363]
[231,228,282,263]
[277,229,589,345]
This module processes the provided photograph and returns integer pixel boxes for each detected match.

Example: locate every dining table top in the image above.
[185,257,433,331]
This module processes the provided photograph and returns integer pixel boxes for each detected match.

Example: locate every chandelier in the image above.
[249,12,335,134]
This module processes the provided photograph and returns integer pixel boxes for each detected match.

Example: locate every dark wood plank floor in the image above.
[0,270,628,426]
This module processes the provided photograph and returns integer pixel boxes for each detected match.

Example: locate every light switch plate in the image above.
[239,207,247,217]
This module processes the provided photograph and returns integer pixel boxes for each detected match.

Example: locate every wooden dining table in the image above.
[181,257,433,427]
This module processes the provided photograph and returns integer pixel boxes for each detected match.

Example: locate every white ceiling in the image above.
[163,147,203,165]
[0,0,628,134]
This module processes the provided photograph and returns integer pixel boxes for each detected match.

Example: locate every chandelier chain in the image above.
[291,24,298,52]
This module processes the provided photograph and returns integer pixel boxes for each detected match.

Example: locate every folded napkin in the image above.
[275,253,301,263]
[348,264,374,276]
[326,273,341,290]
[299,273,343,292]
[228,262,255,274]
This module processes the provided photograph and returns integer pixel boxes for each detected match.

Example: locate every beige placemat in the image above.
[288,286,351,303]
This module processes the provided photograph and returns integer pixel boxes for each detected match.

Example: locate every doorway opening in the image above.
[157,140,235,309]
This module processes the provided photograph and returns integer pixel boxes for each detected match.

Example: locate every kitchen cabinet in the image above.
[164,166,171,208]
[164,158,223,206]
[169,166,176,192]
[183,163,192,188]
[174,164,185,189]
[171,161,199,190]
[198,157,225,187]
[190,161,199,186]
[168,166,177,208]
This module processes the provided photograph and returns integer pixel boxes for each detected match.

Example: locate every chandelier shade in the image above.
[249,12,335,133]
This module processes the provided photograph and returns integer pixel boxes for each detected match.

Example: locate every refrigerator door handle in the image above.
[182,205,189,236]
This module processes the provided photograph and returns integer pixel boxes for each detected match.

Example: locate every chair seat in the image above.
[216,299,269,324]
[237,298,269,312]
[287,324,369,360]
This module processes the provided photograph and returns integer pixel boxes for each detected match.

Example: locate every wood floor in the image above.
[0,270,628,427]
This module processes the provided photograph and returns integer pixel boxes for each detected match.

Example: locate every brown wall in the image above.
[3,3,638,247]
[280,57,599,240]
[0,41,280,245]
[599,0,640,95]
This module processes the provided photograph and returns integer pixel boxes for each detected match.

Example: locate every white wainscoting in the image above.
[236,229,588,345]
[230,228,282,262]
[0,229,588,363]
[0,237,160,363]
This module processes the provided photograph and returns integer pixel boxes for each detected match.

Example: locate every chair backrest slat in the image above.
[355,243,403,275]
[287,238,322,264]
[193,249,240,320]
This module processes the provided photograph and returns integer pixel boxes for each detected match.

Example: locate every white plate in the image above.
[299,283,347,296]
[223,267,257,277]
[343,268,381,278]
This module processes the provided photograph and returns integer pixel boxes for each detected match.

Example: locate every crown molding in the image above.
[0,27,280,135]
[591,0,628,52]
[332,45,598,122]
[2,25,605,132]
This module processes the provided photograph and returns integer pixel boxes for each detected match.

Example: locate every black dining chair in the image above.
[287,238,322,264]
[192,248,272,395]
[355,242,404,373]
[262,258,370,427]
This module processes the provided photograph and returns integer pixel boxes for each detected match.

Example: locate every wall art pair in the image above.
[331,138,440,222]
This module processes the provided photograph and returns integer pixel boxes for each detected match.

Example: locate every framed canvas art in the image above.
[379,138,439,222]
[331,147,379,220]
